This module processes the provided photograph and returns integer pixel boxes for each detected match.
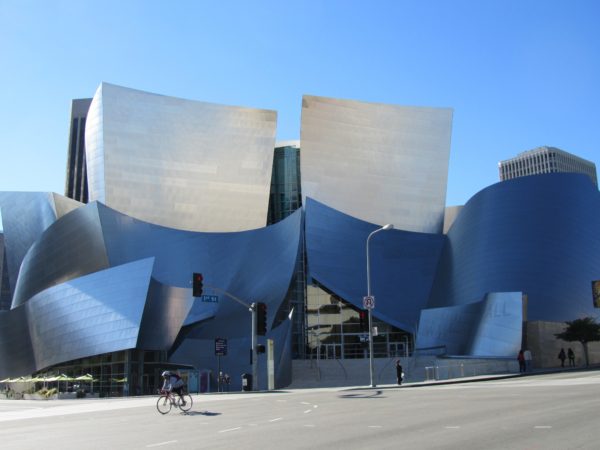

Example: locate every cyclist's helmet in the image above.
[161,371,170,378]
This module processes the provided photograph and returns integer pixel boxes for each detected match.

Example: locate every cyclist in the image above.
[161,370,186,405]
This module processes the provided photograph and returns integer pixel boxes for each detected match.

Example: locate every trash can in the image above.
[241,373,252,391]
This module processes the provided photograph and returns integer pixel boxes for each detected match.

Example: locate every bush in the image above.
[45,388,57,398]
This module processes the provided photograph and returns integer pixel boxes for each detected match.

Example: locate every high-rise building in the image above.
[65,98,92,203]
[498,146,598,187]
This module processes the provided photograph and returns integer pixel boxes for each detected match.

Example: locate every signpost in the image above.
[202,295,219,303]
[215,338,227,392]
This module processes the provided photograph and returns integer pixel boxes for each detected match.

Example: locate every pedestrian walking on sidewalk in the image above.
[567,348,575,367]
[396,360,404,385]
[518,349,526,373]
[558,348,566,367]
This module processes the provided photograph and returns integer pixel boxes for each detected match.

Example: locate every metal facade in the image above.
[85,83,278,232]
[300,95,453,233]
[0,195,302,381]
[428,173,600,323]
[416,292,523,357]
[0,192,82,304]
[304,197,446,333]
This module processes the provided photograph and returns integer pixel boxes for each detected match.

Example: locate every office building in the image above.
[498,146,597,187]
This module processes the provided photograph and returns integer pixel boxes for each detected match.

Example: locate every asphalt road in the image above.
[1,371,599,449]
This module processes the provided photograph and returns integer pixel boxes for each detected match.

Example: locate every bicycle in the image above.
[156,388,193,414]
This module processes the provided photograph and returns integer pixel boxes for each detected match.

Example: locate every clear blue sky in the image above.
[0,0,598,207]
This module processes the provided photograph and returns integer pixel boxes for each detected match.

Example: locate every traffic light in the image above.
[192,272,203,297]
[256,302,267,336]
[359,309,368,332]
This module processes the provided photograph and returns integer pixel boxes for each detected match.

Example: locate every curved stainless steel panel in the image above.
[137,279,195,350]
[26,258,153,371]
[0,192,81,301]
[305,197,445,333]
[416,292,523,357]
[12,203,109,308]
[300,95,453,233]
[429,173,600,323]
[0,197,301,377]
[97,203,303,339]
[86,83,277,232]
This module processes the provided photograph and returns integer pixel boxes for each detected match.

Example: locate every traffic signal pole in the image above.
[199,282,259,391]
[250,302,258,391]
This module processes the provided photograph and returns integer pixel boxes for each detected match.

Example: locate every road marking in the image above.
[301,402,311,405]
[445,426,460,429]
[368,425,383,428]
[219,427,242,433]
[313,405,318,408]
[269,417,283,422]
[304,409,312,414]
[303,424,316,427]
[534,426,552,429]
[146,440,178,448]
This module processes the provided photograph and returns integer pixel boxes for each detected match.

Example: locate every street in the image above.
[1,371,599,449]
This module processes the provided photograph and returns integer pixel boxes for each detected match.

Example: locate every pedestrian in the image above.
[518,350,526,373]
[395,360,404,385]
[524,349,532,372]
[558,348,566,367]
[567,348,575,367]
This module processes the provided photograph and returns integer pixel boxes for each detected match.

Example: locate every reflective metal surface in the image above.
[429,173,600,323]
[0,192,81,302]
[416,292,523,357]
[0,194,301,380]
[85,83,277,232]
[304,197,446,333]
[300,95,453,233]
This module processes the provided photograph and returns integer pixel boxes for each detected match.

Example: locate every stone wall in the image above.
[526,321,600,369]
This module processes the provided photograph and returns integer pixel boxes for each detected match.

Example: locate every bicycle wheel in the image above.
[156,395,172,414]
[177,394,193,412]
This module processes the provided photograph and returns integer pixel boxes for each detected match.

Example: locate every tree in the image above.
[555,317,600,367]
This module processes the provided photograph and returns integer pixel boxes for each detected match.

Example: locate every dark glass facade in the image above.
[267,143,306,358]
[65,98,92,203]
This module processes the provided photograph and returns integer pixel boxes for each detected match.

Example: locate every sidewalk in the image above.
[349,364,600,391]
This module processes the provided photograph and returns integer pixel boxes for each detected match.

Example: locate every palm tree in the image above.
[555,317,600,367]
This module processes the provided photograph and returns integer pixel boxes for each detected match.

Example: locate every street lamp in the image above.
[366,223,394,388]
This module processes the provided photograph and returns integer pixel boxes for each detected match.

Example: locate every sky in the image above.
[0,0,599,208]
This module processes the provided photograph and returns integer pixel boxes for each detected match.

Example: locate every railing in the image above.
[424,360,516,381]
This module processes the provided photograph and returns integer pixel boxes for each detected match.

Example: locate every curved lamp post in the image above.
[366,223,394,388]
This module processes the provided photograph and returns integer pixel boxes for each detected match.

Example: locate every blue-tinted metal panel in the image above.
[11,203,109,308]
[25,258,154,371]
[305,197,446,333]
[137,279,196,350]
[429,173,600,323]
[0,192,81,301]
[416,292,523,357]
[97,203,303,339]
